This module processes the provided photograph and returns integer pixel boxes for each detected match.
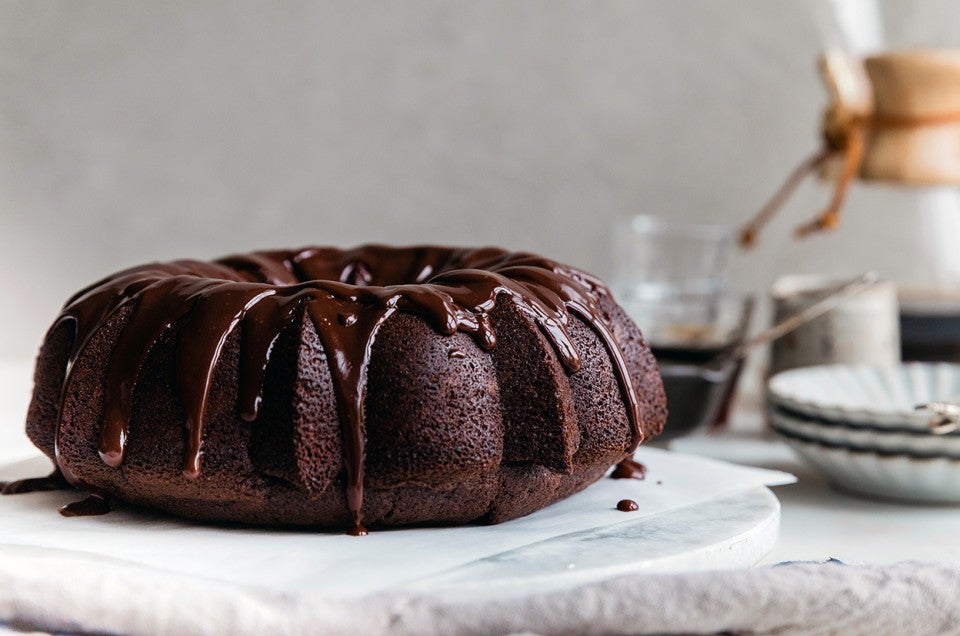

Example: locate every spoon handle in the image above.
[713,271,880,369]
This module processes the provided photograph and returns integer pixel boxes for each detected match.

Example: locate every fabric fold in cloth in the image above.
[1,549,959,635]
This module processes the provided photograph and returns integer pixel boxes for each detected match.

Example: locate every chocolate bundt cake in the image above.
[16,245,666,533]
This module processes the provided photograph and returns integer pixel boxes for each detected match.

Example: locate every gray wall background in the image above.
[2,1,959,359]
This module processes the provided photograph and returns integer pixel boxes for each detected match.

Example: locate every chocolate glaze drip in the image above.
[610,458,646,480]
[59,494,111,517]
[0,470,70,495]
[616,499,639,512]
[347,523,369,537]
[45,245,645,531]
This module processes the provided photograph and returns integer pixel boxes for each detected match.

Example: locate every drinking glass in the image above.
[611,215,735,304]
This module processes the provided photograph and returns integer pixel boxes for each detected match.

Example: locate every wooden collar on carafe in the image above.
[739,52,960,248]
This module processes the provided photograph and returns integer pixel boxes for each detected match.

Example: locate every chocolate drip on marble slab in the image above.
[610,458,647,480]
[616,499,639,512]
[0,470,70,495]
[59,494,111,517]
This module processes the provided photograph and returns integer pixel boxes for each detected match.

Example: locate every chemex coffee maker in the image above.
[619,49,960,440]
[741,49,960,364]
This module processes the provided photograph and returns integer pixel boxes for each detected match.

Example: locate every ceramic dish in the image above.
[770,408,960,458]
[778,431,960,503]
[767,363,960,431]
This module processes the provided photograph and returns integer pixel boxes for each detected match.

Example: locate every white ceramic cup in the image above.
[770,274,901,375]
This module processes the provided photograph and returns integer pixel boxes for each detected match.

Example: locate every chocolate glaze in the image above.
[38,245,645,531]
[0,470,70,495]
[616,499,639,512]
[610,458,646,480]
[59,494,110,517]
[347,523,369,537]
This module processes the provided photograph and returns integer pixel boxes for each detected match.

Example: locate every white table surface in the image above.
[670,433,960,566]
[2,359,958,568]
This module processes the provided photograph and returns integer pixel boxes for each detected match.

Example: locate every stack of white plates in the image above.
[767,363,960,503]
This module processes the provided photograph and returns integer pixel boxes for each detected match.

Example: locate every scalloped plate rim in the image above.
[767,362,960,428]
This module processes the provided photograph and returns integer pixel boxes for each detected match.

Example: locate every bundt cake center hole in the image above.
[339,262,374,287]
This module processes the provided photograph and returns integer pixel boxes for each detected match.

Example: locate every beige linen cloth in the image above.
[1,547,958,636]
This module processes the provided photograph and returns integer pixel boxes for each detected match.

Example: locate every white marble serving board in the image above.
[407,486,781,601]
[0,448,792,601]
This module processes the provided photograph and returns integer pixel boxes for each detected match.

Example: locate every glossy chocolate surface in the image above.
[59,494,111,517]
[610,458,646,480]
[0,471,69,495]
[616,498,639,512]
[36,245,645,531]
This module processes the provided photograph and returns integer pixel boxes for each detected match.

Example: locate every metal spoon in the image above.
[914,402,960,435]
[705,271,880,371]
